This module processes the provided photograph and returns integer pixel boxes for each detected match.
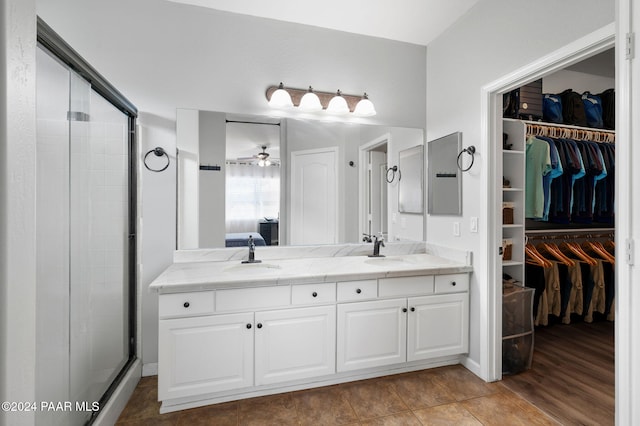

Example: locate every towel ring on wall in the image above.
[386,165,401,183]
[456,145,476,172]
[144,147,170,172]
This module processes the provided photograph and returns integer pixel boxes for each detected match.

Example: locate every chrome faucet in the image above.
[242,235,262,264]
[366,233,385,257]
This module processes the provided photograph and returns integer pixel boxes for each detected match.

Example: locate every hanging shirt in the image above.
[537,136,563,221]
[525,136,551,218]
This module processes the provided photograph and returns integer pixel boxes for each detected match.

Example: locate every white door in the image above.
[368,150,387,237]
[158,312,254,400]
[407,294,469,361]
[337,299,407,372]
[290,147,338,245]
[254,305,336,385]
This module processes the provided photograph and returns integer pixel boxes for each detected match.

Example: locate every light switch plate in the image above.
[470,216,478,233]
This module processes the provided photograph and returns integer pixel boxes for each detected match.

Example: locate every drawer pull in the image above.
[356,288,362,294]
[246,323,252,329]
[452,281,457,286]
[312,292,318,297]
[410,307,415,312]
[257,323,263,329]
[183,302,190,308]
[402,308,408,313]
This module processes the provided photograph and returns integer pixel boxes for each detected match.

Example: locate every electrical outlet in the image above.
[453,222,460,237]
[470,216,478,233]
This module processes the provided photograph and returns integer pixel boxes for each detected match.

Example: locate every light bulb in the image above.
[298,86,322,112]
[326,90,350,115]
[258,159,265,167]
[268,82,293,108]
[354,93,377,117]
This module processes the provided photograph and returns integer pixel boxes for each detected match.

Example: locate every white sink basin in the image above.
[364,257,417,267]
[223,262,282,274]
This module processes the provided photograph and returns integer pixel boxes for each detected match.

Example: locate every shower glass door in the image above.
[36,45,132,425]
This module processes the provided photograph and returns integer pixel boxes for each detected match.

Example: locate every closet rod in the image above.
[526,227,614,236]
[524,122,615,143]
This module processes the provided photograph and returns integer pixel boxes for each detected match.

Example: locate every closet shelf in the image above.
[502,187,523,192]
[502,260,523,267]
[503,224,523,229]
[503,150,524,155]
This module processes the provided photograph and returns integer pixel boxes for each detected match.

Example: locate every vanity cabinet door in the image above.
[254,305,336,386]
[407,293,469,361]
[158,312,254,400]
[337,298,407,372]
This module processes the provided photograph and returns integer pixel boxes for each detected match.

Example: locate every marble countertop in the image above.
[149,252,473,294]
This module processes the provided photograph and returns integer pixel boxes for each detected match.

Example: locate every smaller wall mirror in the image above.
[428,131,462,216]
[398,145,424,214]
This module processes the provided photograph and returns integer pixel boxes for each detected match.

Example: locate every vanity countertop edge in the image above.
[149,252,473,294]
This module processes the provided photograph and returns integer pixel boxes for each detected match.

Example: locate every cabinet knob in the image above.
[312,292,318,297]
[410,307,415,312]
[452,281,457,286]
[246,323,252,329]
[257,323,263,329]
[183,302,190,308]
[356,288,362,294]
[402,308,408,313]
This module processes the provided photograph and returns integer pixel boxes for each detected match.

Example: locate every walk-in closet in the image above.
[499,48,615,425]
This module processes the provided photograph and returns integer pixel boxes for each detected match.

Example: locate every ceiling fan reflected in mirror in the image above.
[237,145,279,167]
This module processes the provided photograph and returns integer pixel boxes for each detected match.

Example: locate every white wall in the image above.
[36,0,427,368]
[1,0,38,424]
[425,0,614,376]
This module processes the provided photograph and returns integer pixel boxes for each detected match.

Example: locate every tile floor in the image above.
[115,365,559,425]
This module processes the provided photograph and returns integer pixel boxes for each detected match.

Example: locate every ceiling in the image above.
[166,0,480,46]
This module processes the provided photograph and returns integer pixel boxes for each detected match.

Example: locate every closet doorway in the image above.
[483,24,623,425]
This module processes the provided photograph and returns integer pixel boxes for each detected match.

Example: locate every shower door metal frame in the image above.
[37,16,138,424]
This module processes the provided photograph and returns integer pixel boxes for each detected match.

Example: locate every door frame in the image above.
[481,21,621,387]
[359,133,391,239]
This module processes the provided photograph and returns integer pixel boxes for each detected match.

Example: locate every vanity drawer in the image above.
[292,282,336,305]
[337,280,377,301]
[378,276,434,297]
[159,291,215,319]
[435,273,469,293]
[216,286,290,311]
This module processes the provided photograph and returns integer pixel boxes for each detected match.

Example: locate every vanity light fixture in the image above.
[265,84,376,116]
[267,82,293,108]
[298,86,323,112]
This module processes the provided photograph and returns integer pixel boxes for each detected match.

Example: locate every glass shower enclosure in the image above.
[35,23,136,425]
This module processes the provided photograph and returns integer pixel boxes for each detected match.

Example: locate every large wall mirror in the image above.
[427,132,462,216]
[177,109,425,249]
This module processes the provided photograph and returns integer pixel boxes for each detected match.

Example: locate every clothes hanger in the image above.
[582,241,615,264]
[525,243,553,268]
[536,242,575,267]
[559,241,598,266]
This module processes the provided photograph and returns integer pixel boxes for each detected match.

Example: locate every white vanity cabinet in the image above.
[152,254,472,414]
[158,311,254,400]
[158,289,336,402]
[337,274,469,372]
[255,305,336,385]
[337,298,407,371]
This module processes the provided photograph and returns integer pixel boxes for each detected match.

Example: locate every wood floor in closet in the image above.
[502,320,614,426]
